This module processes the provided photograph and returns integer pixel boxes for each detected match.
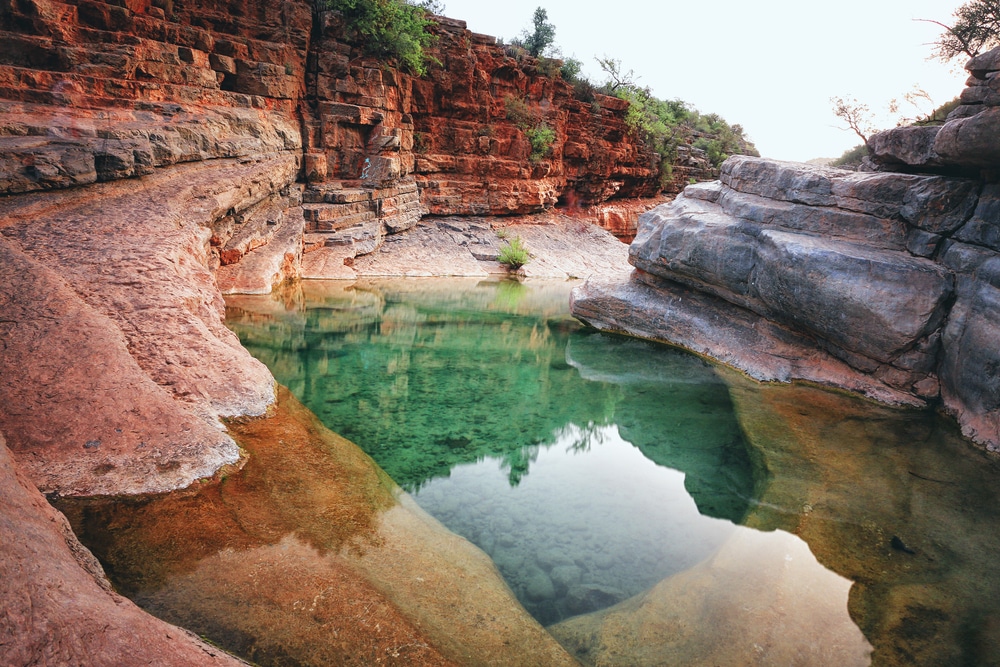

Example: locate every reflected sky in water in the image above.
[413,423,739,624]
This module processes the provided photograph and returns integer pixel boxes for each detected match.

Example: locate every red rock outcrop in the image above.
[303,11,661,225]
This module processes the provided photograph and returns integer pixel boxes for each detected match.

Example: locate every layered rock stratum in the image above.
[572,48,1000,452]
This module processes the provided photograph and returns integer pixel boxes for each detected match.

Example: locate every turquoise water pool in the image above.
[226,278,758,624]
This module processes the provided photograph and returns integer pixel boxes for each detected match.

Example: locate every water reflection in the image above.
[225,278,771,626]
[413,423,739,625]
[226,278,1000,666]
[226,279,752,508]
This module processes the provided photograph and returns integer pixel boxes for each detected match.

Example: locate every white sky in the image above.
[437,0,971,162]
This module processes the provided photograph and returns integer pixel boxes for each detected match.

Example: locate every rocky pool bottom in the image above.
[57,278,1000,666]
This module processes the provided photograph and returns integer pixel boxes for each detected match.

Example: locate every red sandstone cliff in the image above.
[304,14,660,213]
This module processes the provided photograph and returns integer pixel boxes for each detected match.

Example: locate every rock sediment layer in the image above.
[0,433,248,667]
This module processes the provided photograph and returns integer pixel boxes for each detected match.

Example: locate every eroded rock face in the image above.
[572,154,1000,449]
[306,13,660,219]
[0,156,296,495]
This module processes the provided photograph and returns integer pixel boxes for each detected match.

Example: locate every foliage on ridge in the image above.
[313,0,439,75]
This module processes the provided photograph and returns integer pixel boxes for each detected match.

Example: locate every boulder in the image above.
[868,125,942,168]
[934,106,1000,167]
[966,46,1000,78]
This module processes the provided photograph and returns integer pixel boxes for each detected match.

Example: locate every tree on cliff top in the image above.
[316,0,439,75]
[830,96,877,147]
[512,7,556,57]
[923,0,1000,61]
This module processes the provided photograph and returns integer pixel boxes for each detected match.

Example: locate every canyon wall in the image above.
[572,47,1000,452]
[0,0,663,493]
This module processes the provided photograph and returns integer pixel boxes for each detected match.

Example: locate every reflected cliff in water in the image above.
[226,278,758,626]
[226,279,754,518]
[225,278,1000,666]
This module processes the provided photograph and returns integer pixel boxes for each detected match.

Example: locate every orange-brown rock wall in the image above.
[305,14,661,216]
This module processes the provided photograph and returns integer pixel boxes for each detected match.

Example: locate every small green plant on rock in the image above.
[313,0,438,76]
[525,123,556,162]
[497,236,530,270]
[504,95,536,129]
[413,131,429,153]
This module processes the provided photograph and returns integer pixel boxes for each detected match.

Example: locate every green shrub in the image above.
[502,41,529,62]
[497,236,530,269]
[315,0,438,76]
[504,95,536,129]
[560,57,583,82]
[413,131,428,153]
[613,80,757,173]
[830,143,869,168]
[536,56,561,78]
[525,123,556,162]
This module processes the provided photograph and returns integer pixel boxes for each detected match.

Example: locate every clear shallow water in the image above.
[225,278,757,625]
[414,424,738,624]
[52,277,1000,667]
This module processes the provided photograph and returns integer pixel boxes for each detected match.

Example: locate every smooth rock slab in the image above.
[752,230,953,363]
[0,156,297,493]
[0,240,241,496]
[570,274,922,407]
[630,198,954,365]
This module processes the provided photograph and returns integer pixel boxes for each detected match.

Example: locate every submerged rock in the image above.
[0,433,248,667]
[56,387,579,667]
